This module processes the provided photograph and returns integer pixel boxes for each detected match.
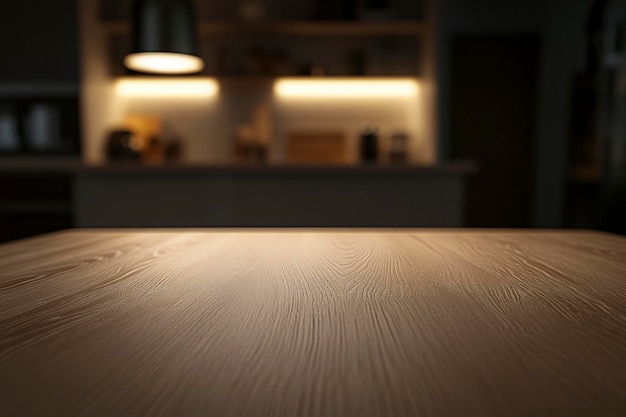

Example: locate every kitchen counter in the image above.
[0,159,475,228]
[75,162,473,228]
[0,229,624,417]
[0,158,475,176]
[0,157,84,173]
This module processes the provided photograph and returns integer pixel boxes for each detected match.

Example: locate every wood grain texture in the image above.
[0,229,624,417]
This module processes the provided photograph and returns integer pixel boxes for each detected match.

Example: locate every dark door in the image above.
[450,35,539,227]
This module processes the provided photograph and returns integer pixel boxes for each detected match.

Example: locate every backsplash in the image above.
[103,77,424,164]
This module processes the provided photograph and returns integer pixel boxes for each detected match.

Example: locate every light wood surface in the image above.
[0,229,624,417]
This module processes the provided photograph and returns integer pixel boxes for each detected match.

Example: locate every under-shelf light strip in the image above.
[115,78,218,97]
[114,78,417,99]
[274,78,419,98]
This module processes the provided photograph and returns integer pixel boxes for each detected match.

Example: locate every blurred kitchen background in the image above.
[1,0,625,242]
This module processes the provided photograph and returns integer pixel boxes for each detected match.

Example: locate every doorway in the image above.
[450,35,539,227]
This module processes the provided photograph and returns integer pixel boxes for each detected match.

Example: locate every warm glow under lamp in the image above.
[124,52,204,74]
[115,78,218,97]
[274,79,419,98]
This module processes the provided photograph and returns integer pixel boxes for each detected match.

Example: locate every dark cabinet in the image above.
[0,173,73,243]
[0,1,79,241]
[0,1,81,157]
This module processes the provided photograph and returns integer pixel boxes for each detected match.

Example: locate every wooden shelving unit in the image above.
[107,20,424,78]
[79,0,438,164]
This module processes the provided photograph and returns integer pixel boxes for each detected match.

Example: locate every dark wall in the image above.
[0,1,79,82]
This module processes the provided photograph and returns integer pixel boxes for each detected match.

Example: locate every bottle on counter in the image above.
[360,125,379,164]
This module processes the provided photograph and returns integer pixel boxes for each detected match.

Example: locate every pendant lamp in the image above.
[124,0,204,74]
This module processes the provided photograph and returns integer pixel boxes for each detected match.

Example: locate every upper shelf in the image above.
[0,82,79,98]
[102,21,427,37]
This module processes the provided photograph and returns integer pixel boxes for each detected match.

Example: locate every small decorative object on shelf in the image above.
[142,136,165,164]
[234,102,273,163]
[106,114,185,164]
[106,114,184,165]
[234,125,267,163]
[159,122,185,163]
[217,45,294,77]
[122,114,162,158]
[24,104,62,151]
[238,0,266,21]
[164,136,184,162]
[314,0,357,20]
[359,0,395,21]
[0,96,80,156]
[0,106,20,152]
[297,63,327,76]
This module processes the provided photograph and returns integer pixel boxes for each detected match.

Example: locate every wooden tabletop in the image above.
[0,230,624,417]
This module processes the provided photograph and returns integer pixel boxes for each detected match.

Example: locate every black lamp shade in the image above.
[124,0,204,74]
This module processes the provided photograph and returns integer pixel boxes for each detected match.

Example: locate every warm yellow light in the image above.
[115,78,219,98]
[274,78,418,98]
[124,52,204,74]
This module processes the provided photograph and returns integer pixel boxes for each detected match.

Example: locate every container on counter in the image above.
[360,125,379,163]
[105,129,142,162]
[389,131,409,163]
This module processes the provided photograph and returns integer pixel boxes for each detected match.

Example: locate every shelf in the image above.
[0,157,82,172]
[200,21,425,37]
[113,76,421,85]
[78,161,475,176]
[0,159,476,176]
[216,75,419,86]
[0,82,79,98]
[103,20,426,37]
